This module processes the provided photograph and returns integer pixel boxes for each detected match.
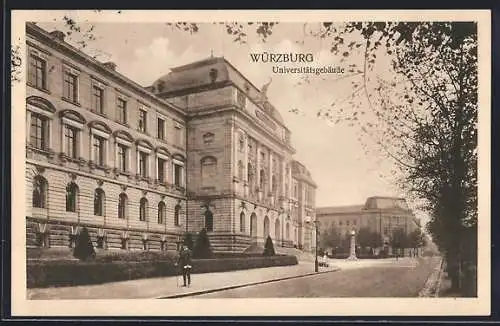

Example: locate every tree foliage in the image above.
[73,227,96,261]
[356,227,382,250]
[193,228,213,259]
[263,235,276,256]
[183,232,194,251]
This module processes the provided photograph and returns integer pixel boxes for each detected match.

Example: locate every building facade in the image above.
[290,161,317,252]
[316,197,420,254]
[24,23,317,253]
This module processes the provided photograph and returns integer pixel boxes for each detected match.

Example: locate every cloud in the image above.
[120,37,200,86]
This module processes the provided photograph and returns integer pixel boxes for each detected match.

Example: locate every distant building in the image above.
[316,197,420,255]
[24,23,316,254]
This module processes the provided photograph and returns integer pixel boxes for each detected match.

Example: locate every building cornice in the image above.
[160,80,291,132]
[26,22,186,119]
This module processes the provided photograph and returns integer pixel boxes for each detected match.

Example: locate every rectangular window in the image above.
[93,136,105,166]
[118,144,127,172]
[139,109,147,132]
[139,151,148,178]
[157,118,165,140]
[117,98,127,124]
[174,164,183,187]
[29,55,46,90]
[64,125,77,158]
[92,85,104,114]
[174,125,182,146]
[63,71,78,102]
[158,158,166,183]
[30,114,47,150]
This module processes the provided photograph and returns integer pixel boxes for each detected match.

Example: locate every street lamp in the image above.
[305,216,319,272]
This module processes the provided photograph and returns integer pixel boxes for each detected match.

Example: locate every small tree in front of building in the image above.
[263,236,276,256]
[193,228,213,259]
[73,227,96,261]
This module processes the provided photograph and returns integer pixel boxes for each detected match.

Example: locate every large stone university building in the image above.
[25,23,317,253]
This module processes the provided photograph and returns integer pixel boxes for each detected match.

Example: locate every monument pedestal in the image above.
[347,231,357,260]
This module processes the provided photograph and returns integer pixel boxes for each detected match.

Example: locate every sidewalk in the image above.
[27,262,339,300]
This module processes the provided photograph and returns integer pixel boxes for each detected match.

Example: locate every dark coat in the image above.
[178,248,192,267]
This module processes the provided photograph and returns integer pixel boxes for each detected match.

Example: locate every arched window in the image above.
[158,201,166,224]
[263,216,270,238]
[32,175,48,208]
[118,193,127,219]
[240,212,245,233]
[275,219,281,242]
[286,223,290,240]
[272,174,277,192]
[139,197,148,222]
[65,182,78,212]
[174,204,180,226]
[259,169,265,191]
[250,213,257,239]
[205,209,213,232]
[201,156,217,188]
[94,188,105,216]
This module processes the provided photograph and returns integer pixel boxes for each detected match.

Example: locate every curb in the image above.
[159,267,340,299]
[418,257,444,297]
[433,258,446,297]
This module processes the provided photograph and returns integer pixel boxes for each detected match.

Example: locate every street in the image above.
[196,256,440,298]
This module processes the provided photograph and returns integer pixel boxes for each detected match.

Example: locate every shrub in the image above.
[263,236,275,256]
[73,227,95,261]
[183,232,194,251]
[95,250,177,263]
[193,228,213,259]
[27,255,298,288]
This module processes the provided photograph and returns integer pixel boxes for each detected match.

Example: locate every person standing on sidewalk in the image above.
[176,245,192,287]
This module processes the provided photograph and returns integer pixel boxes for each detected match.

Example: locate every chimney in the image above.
[50,30,66,42]
[103,62,117,71]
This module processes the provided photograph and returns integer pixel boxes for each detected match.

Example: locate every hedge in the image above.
[27,255,298,288]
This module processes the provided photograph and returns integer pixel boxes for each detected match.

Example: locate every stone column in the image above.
[26,110,31,144]
[244,135,249,196]
[150,151,156,181]
[114,138,118,169]
[136,147,140,176]
[255,142,261,200]
[89,131,94,162]
[60,121,65,153]
[268,152,273,193]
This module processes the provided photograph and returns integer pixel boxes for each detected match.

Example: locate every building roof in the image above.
[291,160,317,187]
[151,56,286,126]
[26,23,185,117]
[364,196,410,210]
[316,205,365,215]
[316,196,413,216]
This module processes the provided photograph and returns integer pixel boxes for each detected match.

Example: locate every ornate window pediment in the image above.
[27,96,56,115]
[89,120,112,134]
[113,130,134,144]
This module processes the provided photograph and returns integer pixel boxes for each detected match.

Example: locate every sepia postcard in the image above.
[10,9,491,317]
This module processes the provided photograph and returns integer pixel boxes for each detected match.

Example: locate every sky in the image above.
[38,20,409,210]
